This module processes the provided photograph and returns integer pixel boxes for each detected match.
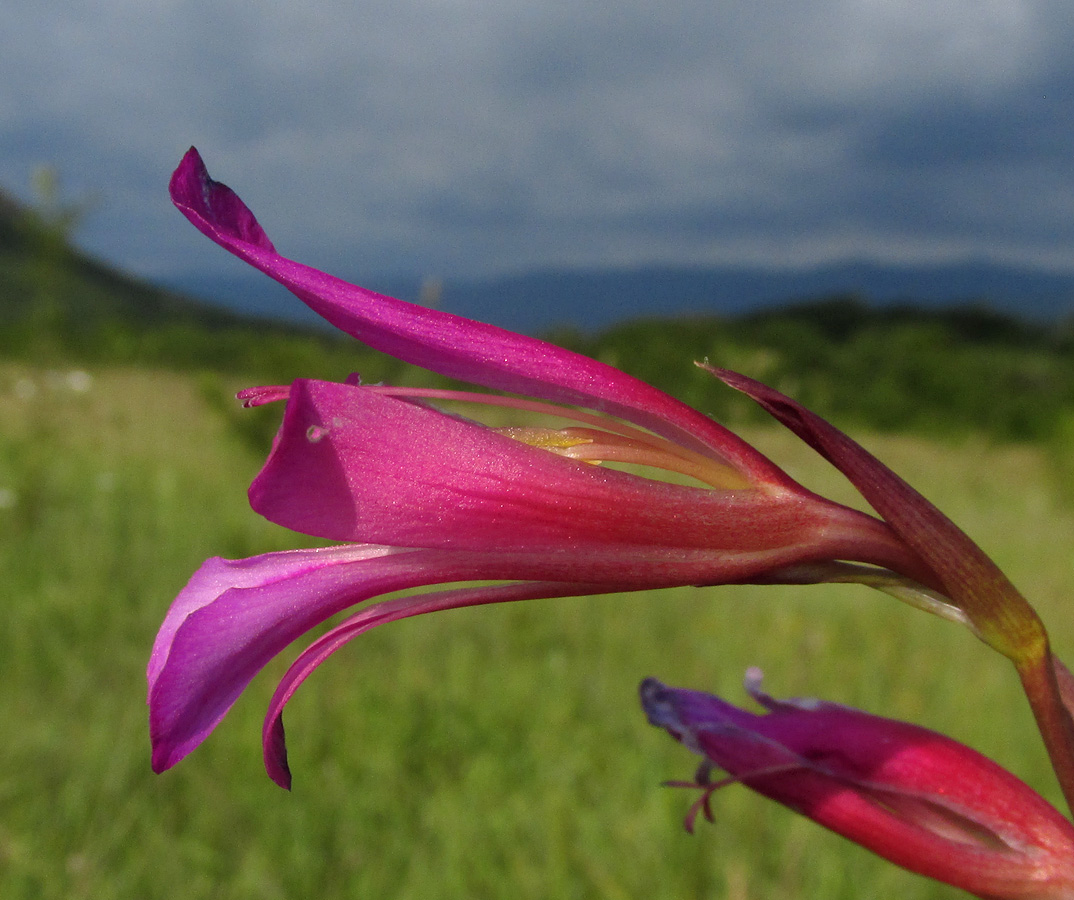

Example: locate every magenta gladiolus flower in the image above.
[642,672,1074,899]
[149,148,946,788]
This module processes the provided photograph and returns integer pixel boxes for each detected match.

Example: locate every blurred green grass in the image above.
[1,359,1072,899]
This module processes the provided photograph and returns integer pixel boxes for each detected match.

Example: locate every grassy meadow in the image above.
[2,354,1073,900]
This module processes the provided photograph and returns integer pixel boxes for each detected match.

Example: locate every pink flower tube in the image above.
[643,672,1074,899]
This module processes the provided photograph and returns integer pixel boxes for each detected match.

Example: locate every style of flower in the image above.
[642,671,1074,899]
[152,148,941,788]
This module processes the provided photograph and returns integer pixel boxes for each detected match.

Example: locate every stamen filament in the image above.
[367,384,752,490]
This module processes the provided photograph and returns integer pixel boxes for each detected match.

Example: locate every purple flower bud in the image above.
[642,671,1074,899]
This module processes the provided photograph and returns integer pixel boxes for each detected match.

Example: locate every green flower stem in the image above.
[1018,644,1074,817]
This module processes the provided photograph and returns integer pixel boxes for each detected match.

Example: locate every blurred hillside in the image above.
[4,180,1074,448]
[0,183,244,333]
[0,184,401,386]
[552,297,1074,443]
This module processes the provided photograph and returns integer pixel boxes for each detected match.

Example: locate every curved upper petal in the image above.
[169,147,790,485]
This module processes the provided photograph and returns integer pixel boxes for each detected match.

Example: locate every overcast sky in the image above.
[3,0,1073,292]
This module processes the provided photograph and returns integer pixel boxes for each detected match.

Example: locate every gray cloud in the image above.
[2,0,1072,285]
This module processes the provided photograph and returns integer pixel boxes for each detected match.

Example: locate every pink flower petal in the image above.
[147,544,390,690]
[262,580,620,788]
[248,379,920,577]
[151,523,924,780]
[170,147,788,484]
[150,545,431,773]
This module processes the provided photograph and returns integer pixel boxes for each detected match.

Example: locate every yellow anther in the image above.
[496,427,594,451]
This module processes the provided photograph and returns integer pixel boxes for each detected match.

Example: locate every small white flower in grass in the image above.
[14,378,36,401]
[66,370,92,393]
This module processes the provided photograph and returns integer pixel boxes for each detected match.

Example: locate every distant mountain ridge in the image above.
[169,259,1074,337]
[441,261,1074,335]
[4,177,1073,341]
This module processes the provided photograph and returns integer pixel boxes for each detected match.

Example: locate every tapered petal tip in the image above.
[264,717,293,790]
[170,147,275,252]
[150,745,177,775]
[150,744,171,775]
[149,727,200,775]
[701,365,813,438]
